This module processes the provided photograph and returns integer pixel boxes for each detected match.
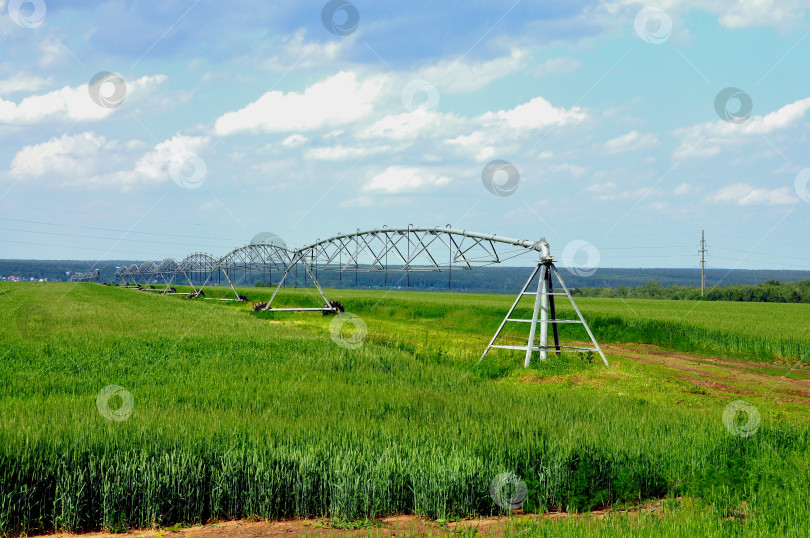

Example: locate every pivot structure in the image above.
[122,226,609,367]
[480,239,608,367]
[68,269,101,282]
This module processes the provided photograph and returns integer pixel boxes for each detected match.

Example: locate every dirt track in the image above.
[48,501,668,538]
[602,342,810,404]
[50,516,510,538]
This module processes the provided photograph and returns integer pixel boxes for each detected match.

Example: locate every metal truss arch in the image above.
[178,252,217,273]
[139,261,158,276]
[156,258,178,274]
[68,269,101,282]
[212,243,294,272]
[294,226,543,273]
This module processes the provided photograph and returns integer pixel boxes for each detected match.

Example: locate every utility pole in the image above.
[699,230,707,297]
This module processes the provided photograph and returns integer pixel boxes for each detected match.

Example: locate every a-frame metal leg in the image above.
[264,254,297,310]
[222,268,241,300]
[263,253,335,312]
[548,271,561,354]
[182,270,199,294]
[524,263,548,366]
[550,265,609,367]
[199,267,216,291]
[158,271,177,293]
[479,263,542,362]
[300,257,333,308]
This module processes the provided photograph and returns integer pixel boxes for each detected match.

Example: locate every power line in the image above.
[1,202,323,234]
[708,231,809,252]
[597,245,692,250]
[0,238,163,258]
[0,226,232,250]
[713,246,810,263]
[1,202,229,231]
[0,216,240,243]
[709,256,810,271]
[598,254,693,259]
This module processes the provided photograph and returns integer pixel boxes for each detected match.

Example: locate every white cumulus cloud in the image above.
[364,166,451,194]
[673,97,810,159]
[132,134,211,182]
[604,130,660,154]
[704,183,798,205]
[413,48,528,94]
[305,144,399,161]
[444,131,497,162]
[360,110,451,140]
[8,131,210,190]
[481,96,586,130]
[0,73,52,96]
[718,0,805,28]
[0,75,166,125]
[597,0,806,31]
[10,132,109,179]
[214,71,387,135]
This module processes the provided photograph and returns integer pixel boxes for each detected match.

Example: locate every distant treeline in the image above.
[3,260,810,303]
[571,280,810,303]
[0,260,133,282]
[240,266,810,292]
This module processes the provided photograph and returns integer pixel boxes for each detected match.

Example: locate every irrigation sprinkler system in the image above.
[67,269,101,282]
[106,225,608,367]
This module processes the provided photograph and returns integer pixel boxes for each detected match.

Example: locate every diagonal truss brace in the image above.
[262,251,335,312]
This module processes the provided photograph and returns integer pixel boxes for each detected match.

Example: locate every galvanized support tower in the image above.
[479,239,609,368]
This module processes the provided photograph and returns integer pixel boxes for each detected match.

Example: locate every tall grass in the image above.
[277,287,810,363]
[0,283,809,535]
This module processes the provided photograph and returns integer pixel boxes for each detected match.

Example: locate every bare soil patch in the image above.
[601,343,810,404]
[45,500,671,538]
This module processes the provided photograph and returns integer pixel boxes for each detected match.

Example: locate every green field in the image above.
[2,282,810,536]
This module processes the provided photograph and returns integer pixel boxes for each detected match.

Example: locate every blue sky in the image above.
[1,0,809,271]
